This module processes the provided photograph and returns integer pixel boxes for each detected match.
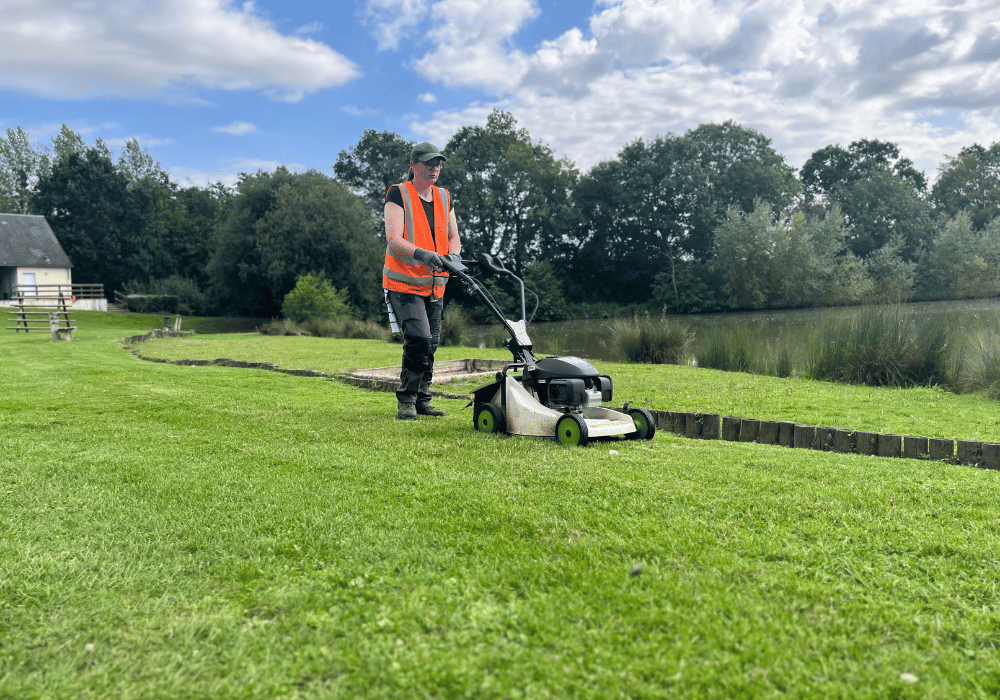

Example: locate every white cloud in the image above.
[411,0,1000,179]
[295,21,324,35]
[418,92,437,103]
[365,0,431,51]
[342,106,381,117]
[0,0,360,102]
[212,122,258,136]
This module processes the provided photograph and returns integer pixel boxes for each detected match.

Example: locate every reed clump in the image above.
[440,304,471,347]
[260,317,389,341]
[805,305,954,388]
[608,315,690,364]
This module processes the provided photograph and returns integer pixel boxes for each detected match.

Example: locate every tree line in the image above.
[2,113,999,320]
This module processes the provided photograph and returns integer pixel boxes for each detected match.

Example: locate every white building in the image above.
[0,213,73,301]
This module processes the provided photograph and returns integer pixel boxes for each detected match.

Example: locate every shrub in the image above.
[282,272,350,323]
[608,315,689,364]
[124,276,208,315]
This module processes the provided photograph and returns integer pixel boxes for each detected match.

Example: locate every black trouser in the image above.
[386,290,443,404]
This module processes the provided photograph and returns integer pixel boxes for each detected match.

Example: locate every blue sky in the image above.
[2,0,998,188]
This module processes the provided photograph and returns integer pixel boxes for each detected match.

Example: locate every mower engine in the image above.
[546,378,604,410]
[528,356,614,412]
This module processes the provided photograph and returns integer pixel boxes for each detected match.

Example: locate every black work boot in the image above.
[397,401,417,420]
[416,401,446,417]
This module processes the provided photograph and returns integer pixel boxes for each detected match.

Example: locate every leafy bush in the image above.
[282,272,350,323]
[608,315,690,364]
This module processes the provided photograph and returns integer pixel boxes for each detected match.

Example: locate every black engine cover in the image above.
[533,356,599,379]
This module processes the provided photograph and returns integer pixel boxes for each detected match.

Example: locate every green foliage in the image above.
[281,272,350,323]
[332,128,414,219]
[0,126,50,214]
[959,320,1000,395]
[440,303,470,346]
[574,122,799,305]
[931,142,1000,229]
[441,110,580,276]
[838,168,933,261]
[918,213,1000,300]
[208,168,380,318]
[695,326,756,373]
[523,259,567,321]
[801,138,927,205]
[806,305,953,388]
[125,275,208,316]
[607,314,690,364]
[864,236,917,303]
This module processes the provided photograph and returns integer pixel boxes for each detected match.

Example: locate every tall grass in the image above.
[440,303,470,347]
[692,324,798,377]
[805,304,955,388]
[259,316,389,341]
[607,314,690,364]
[960,320,1000,397]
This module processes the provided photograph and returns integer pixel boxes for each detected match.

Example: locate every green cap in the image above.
[410,142,447,163]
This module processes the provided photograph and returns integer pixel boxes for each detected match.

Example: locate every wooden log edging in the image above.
[646,408,1000,471]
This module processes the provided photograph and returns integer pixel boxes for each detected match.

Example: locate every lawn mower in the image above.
[440,253,655,447]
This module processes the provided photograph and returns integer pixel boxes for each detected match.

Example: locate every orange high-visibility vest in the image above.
[383,181,451,298]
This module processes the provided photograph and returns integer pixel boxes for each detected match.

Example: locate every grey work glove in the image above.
[413,247,444,272]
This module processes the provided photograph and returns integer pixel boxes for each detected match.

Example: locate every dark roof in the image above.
[0,214,72,268]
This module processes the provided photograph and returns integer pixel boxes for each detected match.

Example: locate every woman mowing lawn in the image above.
[382,141,463,420]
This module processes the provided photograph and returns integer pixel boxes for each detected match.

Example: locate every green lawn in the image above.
[2,312,999,698]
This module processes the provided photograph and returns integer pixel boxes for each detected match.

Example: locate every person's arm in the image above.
[384,201,417,259]
[447,207,462,255]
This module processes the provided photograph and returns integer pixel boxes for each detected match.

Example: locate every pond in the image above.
[462,298,1000,364]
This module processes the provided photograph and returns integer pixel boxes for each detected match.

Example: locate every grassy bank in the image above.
[2,312,1000,698]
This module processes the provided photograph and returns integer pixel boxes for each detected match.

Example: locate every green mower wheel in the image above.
[627,407,656,440]
[555,413,589,447]
[474,403,505,434]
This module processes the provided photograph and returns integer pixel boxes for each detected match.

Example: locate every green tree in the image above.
[865,236,916,304]
[207,168,380,318]
[32,147,134,292]
[918,212,1000,300]
[281,272,350,322]
[441,110,579,275]
[836,168,933,260]
[0,126,50,214]
[931,143,1000,230]
[523,259,567,321]
[801,138,927,205]
[332,129,414,219]
[575,122,798,305]
[711,204,775,310]
[573,136,685,305]
[673,121,800,261]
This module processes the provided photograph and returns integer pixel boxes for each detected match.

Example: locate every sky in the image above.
[2,0,999,189]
